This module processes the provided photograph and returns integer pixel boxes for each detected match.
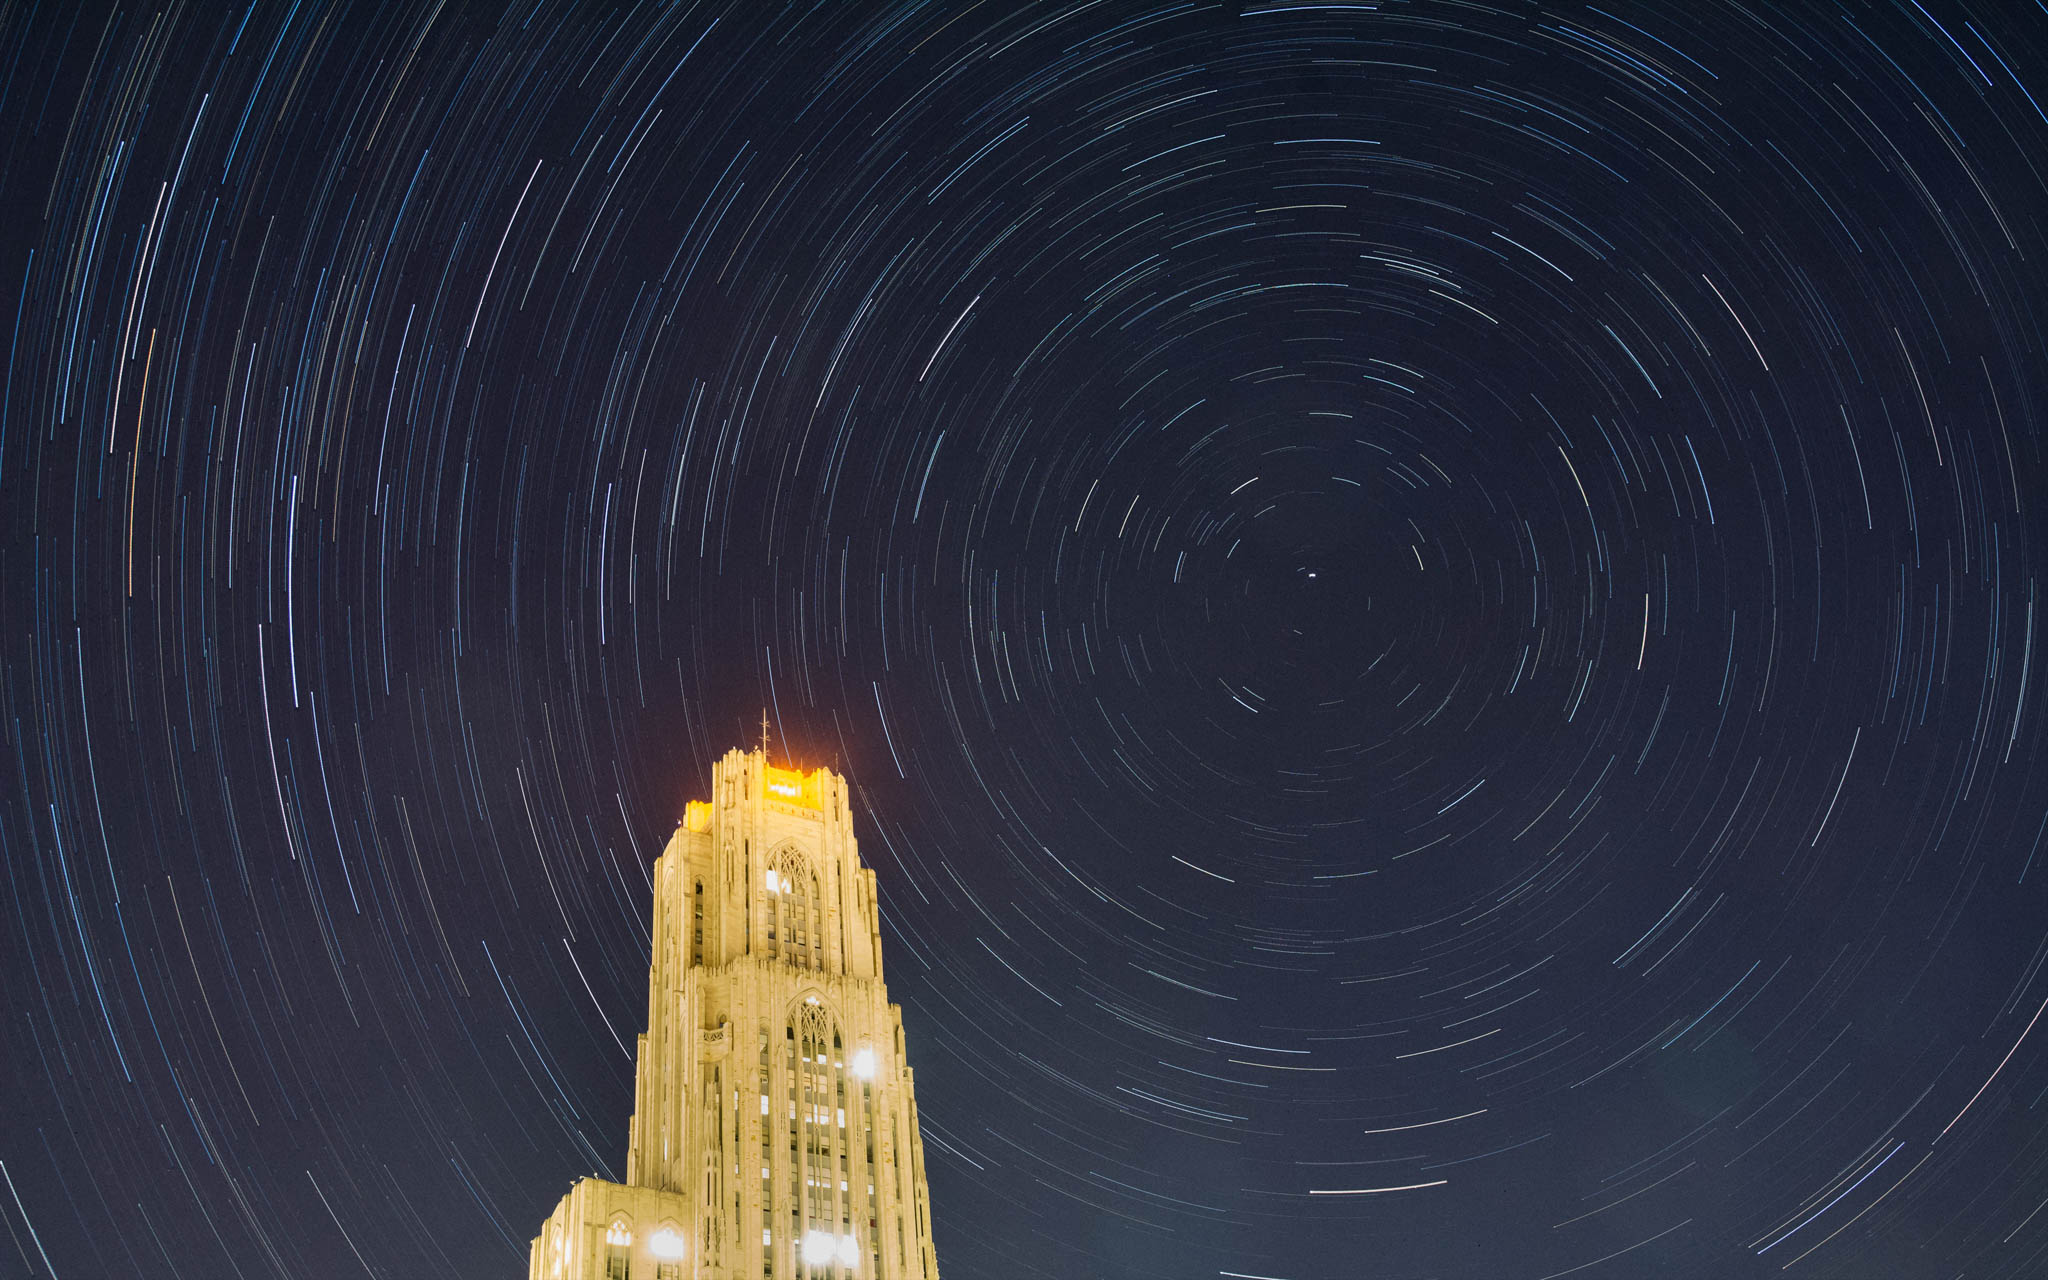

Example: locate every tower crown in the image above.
[659,748,884,987]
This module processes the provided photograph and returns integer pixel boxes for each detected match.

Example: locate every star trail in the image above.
[3,2,2047,1277]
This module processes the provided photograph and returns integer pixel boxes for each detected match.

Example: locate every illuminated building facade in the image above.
[529,747,942,1280]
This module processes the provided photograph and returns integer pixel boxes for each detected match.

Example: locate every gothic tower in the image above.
[528,747,942,1280]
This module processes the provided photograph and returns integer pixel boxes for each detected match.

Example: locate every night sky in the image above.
[4,2,2048,1278]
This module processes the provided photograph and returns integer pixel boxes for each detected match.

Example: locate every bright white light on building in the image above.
[802,1230,837,1265]
[837,1233,860,1266]
[851,1048,876,1078]
[605,1223,632,1246]
[649,1228,686,1260]
[764,869,781,894]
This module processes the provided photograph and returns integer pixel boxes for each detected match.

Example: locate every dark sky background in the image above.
[4,2,2048,1278]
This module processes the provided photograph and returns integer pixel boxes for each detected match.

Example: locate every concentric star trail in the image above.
[2,3,2046,1278]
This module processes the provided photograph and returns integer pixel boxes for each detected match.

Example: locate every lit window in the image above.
[606,1221,632,1280]
[851,1048,876,1079]
[650,1227,686,1260]
[761,1094,769,1115]
[838,1234,861,1267]
[764,869,780,894]
[764,1229,773,1246]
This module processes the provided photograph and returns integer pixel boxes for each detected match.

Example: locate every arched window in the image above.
[782,996,862,1276]
[764,846,823,970]
[650,1221,686,1279]
[605,1218,633,1280]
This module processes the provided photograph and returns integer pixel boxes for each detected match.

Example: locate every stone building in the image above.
[528,747,942,1279]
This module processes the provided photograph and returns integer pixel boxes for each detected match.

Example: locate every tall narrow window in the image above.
[789,996,854,1276]
[700,1065,723,1269]
[766,847,822,971]
[691,880,704,967]
[761,1022,775,1277]
[605,1220,633,1280]
[650,1222,686,1280]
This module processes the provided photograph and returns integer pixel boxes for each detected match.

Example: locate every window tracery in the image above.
[605,1218,632,1280]
[763,845,823,970]
[769,996,867,1276]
